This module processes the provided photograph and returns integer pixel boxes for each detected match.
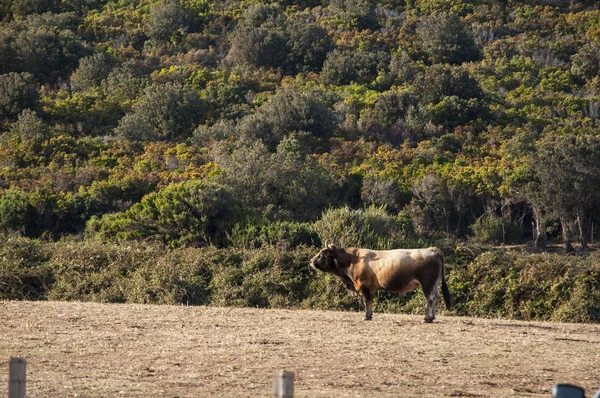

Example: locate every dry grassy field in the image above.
[1,301,600,397]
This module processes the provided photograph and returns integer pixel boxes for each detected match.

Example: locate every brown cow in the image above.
[310,245,452,322]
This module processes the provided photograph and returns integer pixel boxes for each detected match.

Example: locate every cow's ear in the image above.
[327,244,338,258]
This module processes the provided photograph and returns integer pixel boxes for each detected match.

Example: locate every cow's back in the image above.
[353,248,442,292]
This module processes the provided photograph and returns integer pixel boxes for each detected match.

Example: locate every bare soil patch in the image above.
[1,301,600,397]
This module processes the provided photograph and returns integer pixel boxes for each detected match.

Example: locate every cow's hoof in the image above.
[423,317,433,323]
[363,316,372,321]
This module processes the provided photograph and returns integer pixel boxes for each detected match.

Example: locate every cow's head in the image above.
[310,244,339,273]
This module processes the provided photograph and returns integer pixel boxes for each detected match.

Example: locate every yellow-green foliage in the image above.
[450,250,600,323]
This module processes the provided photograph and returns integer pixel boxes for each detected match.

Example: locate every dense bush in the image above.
[228,220,320,249]
[450,251,600,323]
[0,236,52,300]
[0,72,39,121]
[114,82,206,141]
[313,205,419,249]
[2,237,600,323]
[0,189,35,234]
[85,180,239,247]
[211,137,339,221]
[471,215,525,245]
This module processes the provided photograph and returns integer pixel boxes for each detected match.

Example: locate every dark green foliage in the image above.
[0,190,35,234]
[321,49,389,86]
[212,137,338,221]
[390,52,420,84]
[417,12,479,65]
[85,180,239,247]
[102,66,148,102]
[415,64,484,105]
[571,43,600,81]
[144,0,189,42]
[210,245,316,308]
[408,172,484,238]
[360,173,411,212]
[228,3,288,71]
[0,72,39,122]
[239,87,336,148]
[47,241,162,302]
[0,236,52,300]
[329,0,377,29]
[11,16,85,82]
[228,220,320,249]
[358,91,416,143]
[114,82,206,141]
[526,133,600,251]
[471,215,525,245]
[11,0,61,18]
[6,109,50,143]
[286,13,333,74]
[412,63,488,128]
[70,52,113,92]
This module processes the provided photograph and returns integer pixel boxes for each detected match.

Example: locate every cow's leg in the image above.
[422,278,441,323]
[361,287,373,321]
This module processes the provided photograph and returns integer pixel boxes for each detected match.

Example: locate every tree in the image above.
[417,12,479,65]
[358,91,416,144]
[6,109,50,144]
[415,64,483,105]
[101,66,148,105]
[321,49,389,86]
[0,72,39,123]
[11,0,61,18]
[227,4,288,71]
[286,13,333,74]
[527,133,600,252]
[211,137,338,222]
[238,87,336,150]
[144,0,189,42]
[86,181,239,247]
[0,190,35,234]
[571,42,600,81]
[329,0,377,29]
[70,52,112,92]
[413,64,488,129]
[390,52,420,84]
[115,82,206,141]
[14,22,85,82]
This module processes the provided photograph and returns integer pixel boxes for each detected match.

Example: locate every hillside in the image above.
[2,301,600,397]
[0,0,599,249]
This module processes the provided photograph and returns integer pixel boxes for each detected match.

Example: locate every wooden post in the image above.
[9,357,26,398]
[273,370,294,398]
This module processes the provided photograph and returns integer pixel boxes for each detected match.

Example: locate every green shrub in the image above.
[124,247,213,305]
[228,220,320,249]
[85,181,240,247]
[471,215,524,245]
[0,190,35,235]
[3,236,600,324]
[313,205,418,249]
[0,236,52,300]
[449,251,600,322]
[47,241,161,302]
[210,245,315,308]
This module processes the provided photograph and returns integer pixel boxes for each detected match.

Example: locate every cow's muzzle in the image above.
[309,259,320,270]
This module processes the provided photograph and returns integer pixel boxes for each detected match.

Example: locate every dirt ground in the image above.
[1,301,600,397]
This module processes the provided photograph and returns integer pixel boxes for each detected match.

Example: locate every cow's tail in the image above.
[435,249,453,310]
